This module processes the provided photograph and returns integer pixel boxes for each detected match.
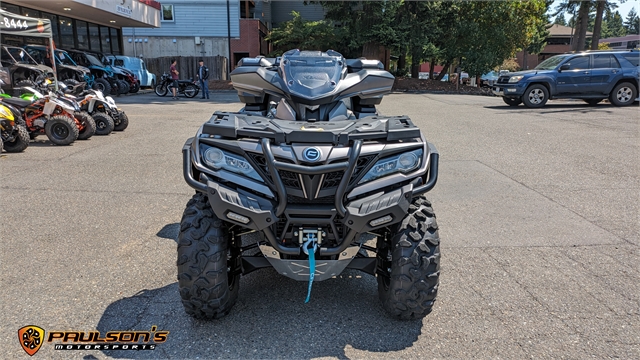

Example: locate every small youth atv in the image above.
[179,50,441,320]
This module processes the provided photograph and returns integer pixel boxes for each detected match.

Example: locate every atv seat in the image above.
[0,97,32,109]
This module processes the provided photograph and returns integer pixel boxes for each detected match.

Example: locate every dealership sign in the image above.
[116,4,133,17]
[0,9,52,38]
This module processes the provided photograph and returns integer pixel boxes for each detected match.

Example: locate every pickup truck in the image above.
[493,50,639,108]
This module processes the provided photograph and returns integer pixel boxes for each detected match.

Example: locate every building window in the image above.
[41,13,60,46]
[89,24,100,52]
[161,4,174,21]
[100,26,111,53]
[59,16,74,49]
[110,28,121,54]
[0,4,20,14]
[76,20,89,50]
[20,8,41,18]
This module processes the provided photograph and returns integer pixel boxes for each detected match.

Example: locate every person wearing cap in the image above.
[196,59,210,99]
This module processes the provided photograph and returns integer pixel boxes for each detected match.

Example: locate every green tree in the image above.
[606,10,627,37]
[265,11,336,56]
[554,13,567,25]
[624,8,640,35]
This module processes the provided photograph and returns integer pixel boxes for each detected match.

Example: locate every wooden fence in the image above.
[145,56,228,81]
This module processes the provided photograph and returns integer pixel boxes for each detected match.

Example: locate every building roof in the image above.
[599,35,640,43]
[547,24,592,37]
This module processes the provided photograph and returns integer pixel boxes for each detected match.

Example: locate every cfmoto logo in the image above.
[302,147,321,162]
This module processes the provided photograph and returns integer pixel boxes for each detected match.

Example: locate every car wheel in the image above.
[522,84,549,108]
[609,82,637,107]
[503,97,522,107]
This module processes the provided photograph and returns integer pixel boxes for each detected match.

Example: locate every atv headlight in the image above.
[359,149,423,184]
[201,146,263,182]
[508,75,524,83]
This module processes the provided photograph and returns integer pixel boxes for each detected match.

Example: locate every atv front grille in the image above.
[279,170,301,189]
[287,195,335,204]
[320,170,344,189]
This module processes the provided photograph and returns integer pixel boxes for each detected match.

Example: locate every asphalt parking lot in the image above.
[1,91,638,359]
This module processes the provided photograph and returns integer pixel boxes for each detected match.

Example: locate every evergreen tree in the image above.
[554,13,567,25]
[624,8,640,35]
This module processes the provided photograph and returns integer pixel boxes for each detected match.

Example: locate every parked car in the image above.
[23,45,90,85]
[106,55,155,88]
[0,44,55,89]
[492,49,639,108]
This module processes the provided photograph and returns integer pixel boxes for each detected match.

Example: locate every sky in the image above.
[551,0,640,20]
[615,0,640,17]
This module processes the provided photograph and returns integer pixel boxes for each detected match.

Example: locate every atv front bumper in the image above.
[183,138,439,256]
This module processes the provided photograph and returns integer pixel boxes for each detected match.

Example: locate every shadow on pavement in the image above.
[156,223,179,243]
[116,91,238,106]
[97,271,423,359]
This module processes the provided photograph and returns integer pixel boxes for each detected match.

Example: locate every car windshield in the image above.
[535,55,569,70]
[55,50,77,66]
[85,53,104,67]
[281,51,344,98]
[3,47,38,65]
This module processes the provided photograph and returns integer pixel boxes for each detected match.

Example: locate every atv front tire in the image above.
[92,112,115,136]
[75,111,96,140]
[45,115,79,145]
[177,192,239,319]
[93,78,112,96]
[2,124,30,152]
[114,111,129,131]
[377,196,440,320]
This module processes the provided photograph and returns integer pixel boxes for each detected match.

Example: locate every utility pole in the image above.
[227,0,231,78]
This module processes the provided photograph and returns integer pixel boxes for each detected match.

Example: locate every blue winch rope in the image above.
[305,244,315,303]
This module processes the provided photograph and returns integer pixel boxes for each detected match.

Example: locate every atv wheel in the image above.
[117,80,130,94]
[2,125,30,152]
[93,78,111,96]
[609,82,637,107]
[15,79,37,89]
[129,82,140,93]
[377,196,440,320]
[522,84,549,108]
[63,79,80,87]
[75,111,96,140]
[584,99,604,106]
[155,84,168,97]
[177,192,239,319]
[92,112,114,136]
[184,84,199,98]
[114,111,129,131]
[45,115,79,145]
[503,97,522,107]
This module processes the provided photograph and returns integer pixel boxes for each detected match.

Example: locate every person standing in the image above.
[170,59,179,99]
[197,59,210,99]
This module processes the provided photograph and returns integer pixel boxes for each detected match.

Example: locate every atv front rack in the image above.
[183,138,439,256]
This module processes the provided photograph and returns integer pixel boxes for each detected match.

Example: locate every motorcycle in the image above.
[154,73,199,98]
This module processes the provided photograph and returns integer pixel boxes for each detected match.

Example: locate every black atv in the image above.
[179,50,440,320]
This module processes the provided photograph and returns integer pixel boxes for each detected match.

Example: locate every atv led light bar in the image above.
[227,212,250,224]
[369,215,393,227]
[359,149,423,184]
